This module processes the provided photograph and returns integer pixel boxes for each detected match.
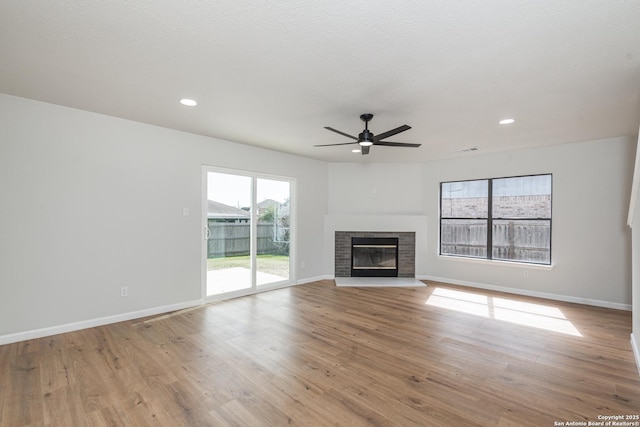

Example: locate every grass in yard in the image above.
[208,254,289,277]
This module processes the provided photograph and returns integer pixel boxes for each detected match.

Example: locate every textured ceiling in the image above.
[1,1,639,162]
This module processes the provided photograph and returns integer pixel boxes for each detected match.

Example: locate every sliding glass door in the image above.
[256,178,290,287]
[205,171,253,295]
[203,167,292,299]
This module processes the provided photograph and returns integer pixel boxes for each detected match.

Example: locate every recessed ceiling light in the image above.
[499,118,515,125]
[180,98,198,107]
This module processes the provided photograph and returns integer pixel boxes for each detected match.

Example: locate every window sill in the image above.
[437,254,554,270]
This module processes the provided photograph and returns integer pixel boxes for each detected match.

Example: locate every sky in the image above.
[207,172,290,208]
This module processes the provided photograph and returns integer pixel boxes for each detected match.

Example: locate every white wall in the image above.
[327,137,635,308]
[0,94,328,340]
[328,163,423,215]
[632,191,640,372]
[628,131,640,372]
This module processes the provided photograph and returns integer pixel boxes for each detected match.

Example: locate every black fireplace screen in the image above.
[351,237,399,277]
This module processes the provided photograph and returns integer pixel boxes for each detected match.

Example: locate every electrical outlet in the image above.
[120,286,128,297]
[523,271,529,279]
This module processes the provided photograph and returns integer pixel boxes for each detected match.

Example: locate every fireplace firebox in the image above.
[351,237,399,277]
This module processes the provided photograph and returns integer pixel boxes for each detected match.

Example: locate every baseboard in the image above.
[297,275,333,285]
[0,299,203,346]
[632,333,640,377]
[418,275,632,311]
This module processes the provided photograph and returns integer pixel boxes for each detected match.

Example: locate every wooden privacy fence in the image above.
[207,222,288,258]
[441,220,550,263]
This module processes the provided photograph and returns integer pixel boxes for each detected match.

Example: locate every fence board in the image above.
[441,221,550,263]
[207,222,288,257]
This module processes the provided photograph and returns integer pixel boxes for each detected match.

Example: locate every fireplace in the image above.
[335,231,415,278]
[351,237,399,277]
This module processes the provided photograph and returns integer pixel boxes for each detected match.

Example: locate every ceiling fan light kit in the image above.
[359,138,373,147]
[315,113,420,155]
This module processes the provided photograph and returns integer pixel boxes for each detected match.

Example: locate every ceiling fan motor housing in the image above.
[358,129,374,145]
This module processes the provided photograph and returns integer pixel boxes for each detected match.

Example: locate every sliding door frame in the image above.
[202,165,296,302]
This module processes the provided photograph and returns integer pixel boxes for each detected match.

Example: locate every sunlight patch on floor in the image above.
[426,287,582,337]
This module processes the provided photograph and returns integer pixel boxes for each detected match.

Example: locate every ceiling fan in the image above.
[315,113,420,155]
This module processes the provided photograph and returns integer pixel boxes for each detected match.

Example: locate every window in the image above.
[440,174,552,265]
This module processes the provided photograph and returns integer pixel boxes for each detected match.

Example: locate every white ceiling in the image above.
[1,1,639,163]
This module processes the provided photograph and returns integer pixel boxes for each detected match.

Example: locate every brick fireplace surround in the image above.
[335,231,416,278]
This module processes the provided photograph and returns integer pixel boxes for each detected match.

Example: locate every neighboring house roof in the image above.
[207,200,250,220]
[257,199,290,218]
[257,199,280,209]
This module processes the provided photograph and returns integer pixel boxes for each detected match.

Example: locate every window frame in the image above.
[439,173,552,265]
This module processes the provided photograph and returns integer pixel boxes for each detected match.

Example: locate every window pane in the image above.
[492,175,551,218]
[206,172,252,295]
[256,178,290,286]
[441,180,488,218]
[492,220,550,264]
[441,219,487,258]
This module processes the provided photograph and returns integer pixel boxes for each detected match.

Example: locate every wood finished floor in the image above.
[1,280,639,426]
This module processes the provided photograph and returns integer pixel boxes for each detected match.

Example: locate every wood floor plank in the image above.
[41,385,88,426]
[39,337,74,395]
[211,399,265,427]
[85,404,131,427]
[1,279,639,426]
[4,351,44,426]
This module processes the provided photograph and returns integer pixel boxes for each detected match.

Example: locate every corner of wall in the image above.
[632,333,640,377]
[627,129,640,227]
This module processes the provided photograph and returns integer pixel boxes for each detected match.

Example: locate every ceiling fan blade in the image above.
[361,145,370,155]
[324,126,358,140]
[373,125,411,142]
[374,141,421,148]
[314,142,358,147]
